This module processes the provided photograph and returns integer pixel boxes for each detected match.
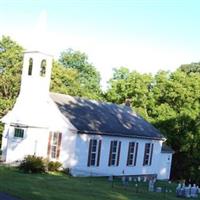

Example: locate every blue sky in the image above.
[0,0,200,88]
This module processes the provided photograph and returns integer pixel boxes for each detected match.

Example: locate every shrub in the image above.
[19,155,46,173]
[48,161,62,172]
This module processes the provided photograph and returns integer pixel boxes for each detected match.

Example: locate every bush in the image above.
[19,155,46,173]
[48,161,62,172]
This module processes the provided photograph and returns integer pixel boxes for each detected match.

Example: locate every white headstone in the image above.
[156,187,162,193]
[191,185,198,198]
[148,180,154,192]
[184,187,190,198]
[108,176,113,182]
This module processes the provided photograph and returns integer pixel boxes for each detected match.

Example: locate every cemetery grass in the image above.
[0,166,198,200]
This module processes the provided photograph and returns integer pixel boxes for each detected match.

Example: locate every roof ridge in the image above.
[50,92,133,110]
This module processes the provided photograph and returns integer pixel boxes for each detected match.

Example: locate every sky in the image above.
[0,0,200,89]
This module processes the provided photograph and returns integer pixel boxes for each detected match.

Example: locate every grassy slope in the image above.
[0,166,197,200]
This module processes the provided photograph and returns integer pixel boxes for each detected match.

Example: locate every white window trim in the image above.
[110,140,120,166]
[143,143,154,166]
[13,127,26,140]
[127,141,138,166]
[50,132,59,159]
[88,139,101,167]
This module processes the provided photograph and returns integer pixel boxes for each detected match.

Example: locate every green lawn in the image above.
[0,166,197,200]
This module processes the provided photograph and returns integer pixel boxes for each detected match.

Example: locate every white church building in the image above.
[1,51,173,179]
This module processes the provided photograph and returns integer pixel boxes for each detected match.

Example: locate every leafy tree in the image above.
[59,49,102,100]
[51,61,83,96]
[106,67,153,118]
[179,62,200,74]
[152,70,200,181]
[106,68,200,182]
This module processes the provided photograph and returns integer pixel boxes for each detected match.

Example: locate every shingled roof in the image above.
[50,93,165,140]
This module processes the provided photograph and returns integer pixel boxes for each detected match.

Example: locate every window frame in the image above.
[28,58,33,76]
[50,132,60,159]
[87,139,102,167]
[14,128,25,139]
[143,143,154,166]
[40,59,47,77]
[108,140,121,166]
[127,142,138,166]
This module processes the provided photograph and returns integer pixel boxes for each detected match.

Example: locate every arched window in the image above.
[40,59,46,77]
[28,58,33,75]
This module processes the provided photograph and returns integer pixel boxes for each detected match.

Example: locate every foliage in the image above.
[106,67,153,119]
[19,155,46,173]
[50,60,83,96]
[59,49,102,100]
[48,161,62,172]
[179,62,200,74]
[106,67,200,182]
[0,36,23,99]
[0,166,182,200]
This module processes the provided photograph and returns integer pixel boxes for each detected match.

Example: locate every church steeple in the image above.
[19,51,53,100]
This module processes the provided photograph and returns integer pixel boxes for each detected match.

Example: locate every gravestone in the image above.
[191,184,198,198]
[156,187,162,193]
[148,179,155,192]
[122,176,128,186]
[108,176,113,182]
[184,187,190,198]
[176,184,182,197]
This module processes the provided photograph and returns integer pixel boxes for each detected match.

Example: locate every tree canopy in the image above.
[59,49,102,99]
[179,62,200,74]
[106,67,200,182]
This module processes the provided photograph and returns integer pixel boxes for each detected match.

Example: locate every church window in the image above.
[127,142,138,166]
[143,143,154,166]
[14,128,24,138]
[51,133,59,158]
[28,58,33,75]
[87,139,102,167]
[40,59,46,77]
[108,140,121,166]
[48,132,62,159]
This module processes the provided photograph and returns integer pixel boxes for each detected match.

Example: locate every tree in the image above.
[51,61,83,96]
[59,49,102,100]
[152,70,200,181]
[179,62,200,74]
[106,68,200,182]
[106,67,153,119]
